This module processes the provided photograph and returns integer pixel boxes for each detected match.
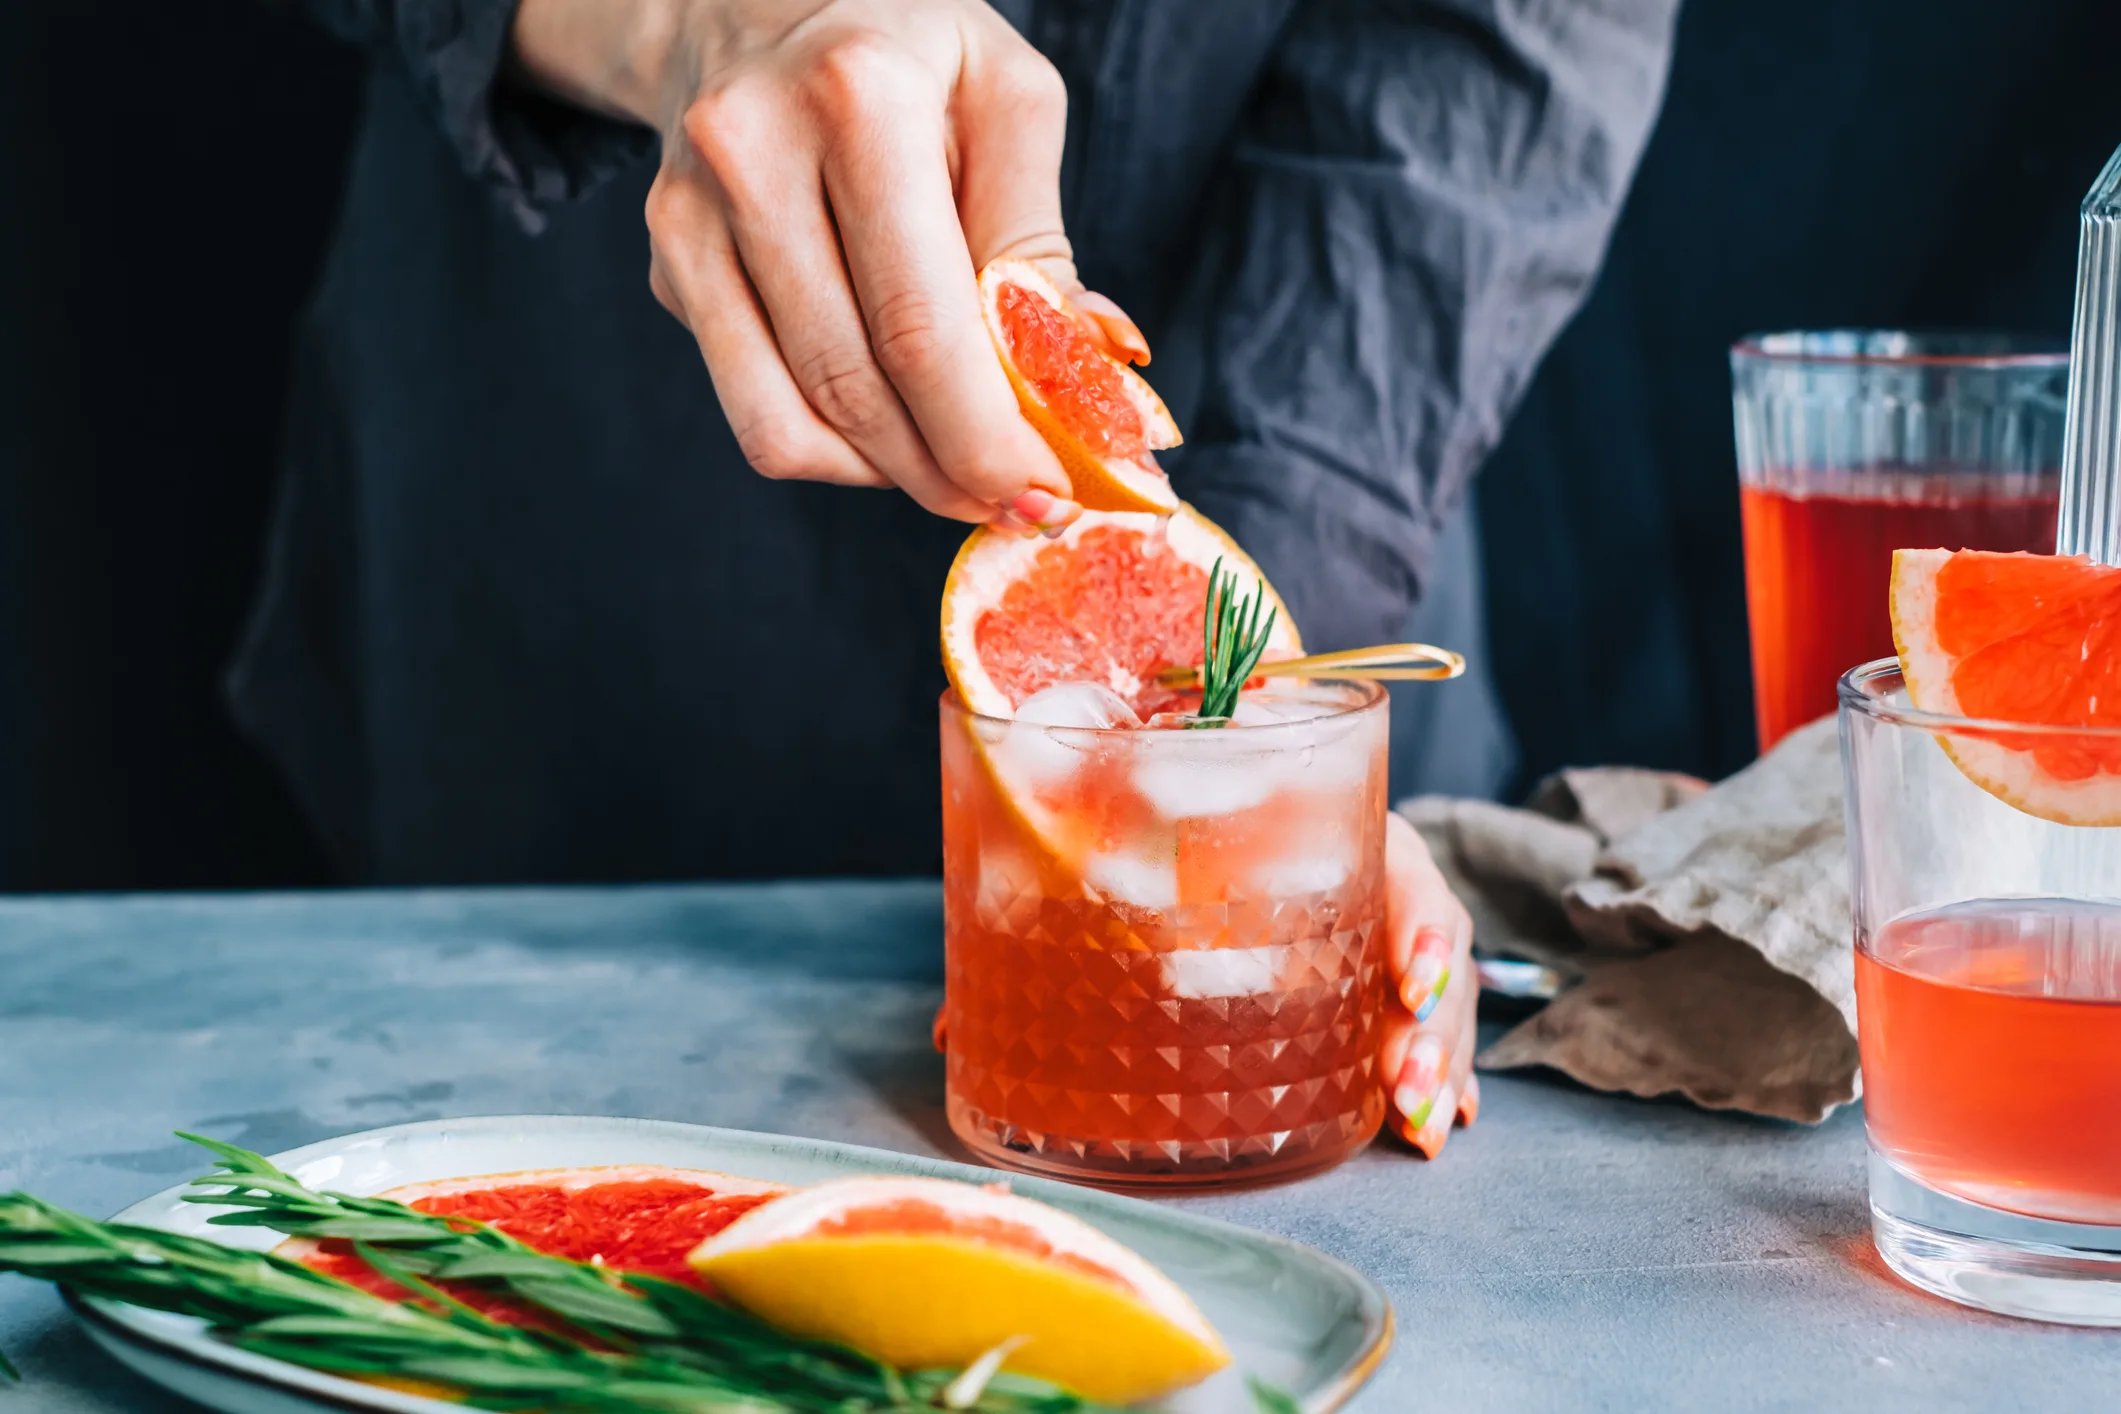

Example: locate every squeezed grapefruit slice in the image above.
[979,259,1181,515]
[689,1175,1229,1404]
[1891,548,2121,825]
[278,1164,786,1310]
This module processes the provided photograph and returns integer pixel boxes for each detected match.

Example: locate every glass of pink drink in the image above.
[1841,659,2121,1322]
[940,678,1390,1190]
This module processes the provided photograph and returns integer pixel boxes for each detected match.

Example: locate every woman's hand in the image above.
[512,0,1136,535]
[1381,812,1480,1157]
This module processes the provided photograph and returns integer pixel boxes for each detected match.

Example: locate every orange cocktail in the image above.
[940,679,1389,1188]
[1858,899,2121,1226]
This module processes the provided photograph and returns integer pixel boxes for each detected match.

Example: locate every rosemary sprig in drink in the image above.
[1194,557,1279,725]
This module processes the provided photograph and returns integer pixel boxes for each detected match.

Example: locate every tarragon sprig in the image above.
[1195,557,1278,725]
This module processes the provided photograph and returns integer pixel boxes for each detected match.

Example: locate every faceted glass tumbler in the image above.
[940,680,1390,1189]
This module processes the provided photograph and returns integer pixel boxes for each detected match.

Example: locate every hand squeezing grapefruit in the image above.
[980,258,1181,515]
[1891,548,2121,824]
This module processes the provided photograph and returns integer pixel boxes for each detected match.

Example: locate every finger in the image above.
[1395,926,1454,1019]
[681,100,987,520]
[1071,289,1152,366]
[1380,1004,1417,1086]
[1397,1077,1461,1160]
[818,51,1072,509]
[645,167,890,489]
[1389,1031,1454,1156]
[1384,814,1469,989]
[952,48,1071,274]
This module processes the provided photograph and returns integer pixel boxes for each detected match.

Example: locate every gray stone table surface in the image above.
[0,882,2114,1412]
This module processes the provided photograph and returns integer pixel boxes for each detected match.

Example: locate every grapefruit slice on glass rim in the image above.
[940,502,1301,722]
[939,503,1303,881]
[979,258,1181,515]
[689,1174,1230,1405]
[1890,547,2121,826]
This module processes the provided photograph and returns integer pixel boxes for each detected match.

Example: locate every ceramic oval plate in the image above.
[72,1115,1390,1414]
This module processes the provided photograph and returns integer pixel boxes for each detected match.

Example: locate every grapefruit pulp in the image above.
[1891,548,2121,825]
[979,259,1181,515]
[279,1164,786,1314]
[689,1175,1229,1404]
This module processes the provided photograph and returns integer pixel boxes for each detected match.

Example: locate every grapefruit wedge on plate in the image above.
[279,1164,786,1302]
[690,1174,1230,1405]
[1891,547,2121,825]
[979,258,1181,515]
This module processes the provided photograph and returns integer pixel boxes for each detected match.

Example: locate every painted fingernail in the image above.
[1392,1034,1447,1119]
[1418,1081,1460,1153]
[989,508,1040,538]
[1075,289,1152,365]
[1400,926,1452,1014]
[1413,967,1450,1023]
[1010,490,1082,536]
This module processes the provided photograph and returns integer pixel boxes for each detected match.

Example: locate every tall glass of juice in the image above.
[1841,658,2121,1323]
[1733,334,2066,753]
[941,678,1390,1189]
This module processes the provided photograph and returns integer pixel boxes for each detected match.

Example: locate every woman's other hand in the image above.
[1381,811,1480,1157]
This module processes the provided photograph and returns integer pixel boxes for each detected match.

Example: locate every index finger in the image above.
[818,69,1071,507]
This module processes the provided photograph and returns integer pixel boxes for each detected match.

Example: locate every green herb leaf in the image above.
[1195,557,1278,725]
[1246,1373,1304,1413]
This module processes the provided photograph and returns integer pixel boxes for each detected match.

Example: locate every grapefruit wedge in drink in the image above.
[1890,548,2121,824]
[690,1174,1229,1404]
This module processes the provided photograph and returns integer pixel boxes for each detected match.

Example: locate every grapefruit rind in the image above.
[1890,547,2121,827]
[978,259,1181,516]
[689,1175,1229,1404]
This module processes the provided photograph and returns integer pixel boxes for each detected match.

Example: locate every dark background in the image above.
[6,0,2121,890]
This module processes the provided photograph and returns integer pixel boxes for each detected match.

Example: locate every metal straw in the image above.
[2058,142,2121,563]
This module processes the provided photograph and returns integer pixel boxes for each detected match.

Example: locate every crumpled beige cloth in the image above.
[1398,717,1859,1123]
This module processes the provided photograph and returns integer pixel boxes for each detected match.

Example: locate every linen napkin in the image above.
[1399,717,1860,1123]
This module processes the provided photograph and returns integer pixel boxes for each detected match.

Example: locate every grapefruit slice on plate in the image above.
[279,1164,786,1305]
[1891,548,2121,825]
[941,502,1301,721]
[689,1174,1230,1404]
[979,258,1181,515]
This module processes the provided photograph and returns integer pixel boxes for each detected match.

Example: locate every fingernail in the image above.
[1399,926,1452,1013]
[989,508,1040,538]
[1413,967,1450,1023]
[1419,1081,1460,1151]
[1074,289,1152,366]
[1392,1035,1447,1118]
[1010,491,1081,535]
